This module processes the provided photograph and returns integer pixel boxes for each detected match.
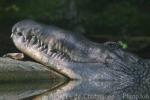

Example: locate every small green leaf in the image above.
[118,41,128,49]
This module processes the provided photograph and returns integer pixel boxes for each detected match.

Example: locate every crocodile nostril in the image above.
[17,32,22,36]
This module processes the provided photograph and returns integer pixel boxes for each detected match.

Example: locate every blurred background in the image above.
[0,0,150,58]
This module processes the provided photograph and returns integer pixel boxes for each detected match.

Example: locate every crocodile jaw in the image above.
[10,20,135,83]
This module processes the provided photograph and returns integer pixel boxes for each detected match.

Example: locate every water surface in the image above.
[32,81,150,100]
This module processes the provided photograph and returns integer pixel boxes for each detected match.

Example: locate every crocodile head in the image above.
[11,20,150,83]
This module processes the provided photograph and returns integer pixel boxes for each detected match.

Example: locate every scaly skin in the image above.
[11,20,150,83]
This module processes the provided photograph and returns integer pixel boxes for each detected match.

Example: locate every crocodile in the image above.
[11,20,150,83]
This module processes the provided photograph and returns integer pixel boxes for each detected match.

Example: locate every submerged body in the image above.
[11,20,150,83]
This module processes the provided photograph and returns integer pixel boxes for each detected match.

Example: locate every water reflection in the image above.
[0,80,65,100]
[31,80,150,100]
[0,80,150,100]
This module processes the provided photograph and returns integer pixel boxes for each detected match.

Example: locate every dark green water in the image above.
[0,80,65,100]
[1,80,150,100]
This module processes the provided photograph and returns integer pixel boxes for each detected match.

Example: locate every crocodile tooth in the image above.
[54,42,58,49]
[37,39,40,43]
[60,55,65,61]
[26,39,29,47]
[37,40,40,47]
[44,45,48,51]
[69,52,74,60]
[58,55,61,60]
[63,53,70,61]
[57,52,61,58]
[43,46,46,51]
[55,52,59,59]
[58,41,62,50]
[41,44,46,51]
[38,46,44,51]
[33,39,40,48]
[61,45,64,52]
[55,53,60,59]
[62,46,67,53]
[61,43,63,51]
[51,53,57,58]
[34,43,40,48]
[57,53,62,59]
[47,49,52,55]
[29,36,36,45]
[65,48,68,53]
[24,36,27,41]
[68,51,72,57]
[41,41,43,46]
[43,48,48,54]
[43,44,46,49]
[56,42,59,50]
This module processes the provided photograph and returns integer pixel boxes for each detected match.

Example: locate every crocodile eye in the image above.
[17,32,22,36]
